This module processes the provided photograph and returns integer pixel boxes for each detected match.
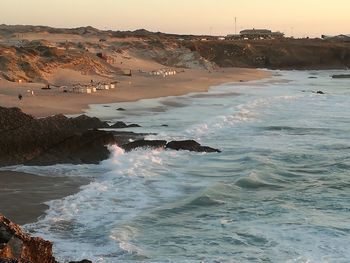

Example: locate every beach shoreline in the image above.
[0,68,271,225]
[0,170,89,225]
[0,68,271,117]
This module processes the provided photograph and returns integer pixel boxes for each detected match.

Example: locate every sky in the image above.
[1,0,349,37]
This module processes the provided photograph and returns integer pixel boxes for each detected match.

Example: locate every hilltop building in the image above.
[240,29,284,39]
[226,29,284,40]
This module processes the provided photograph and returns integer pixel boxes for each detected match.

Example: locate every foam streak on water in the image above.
[23,70,350,263]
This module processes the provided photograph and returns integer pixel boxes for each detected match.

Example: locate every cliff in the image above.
[182,39,350,70]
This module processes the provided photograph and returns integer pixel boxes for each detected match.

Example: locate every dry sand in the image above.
[0,171,89,225]
[0,67,271,117]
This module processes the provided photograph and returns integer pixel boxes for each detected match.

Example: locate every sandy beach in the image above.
[0,171,88,225]
[0,68,271,117]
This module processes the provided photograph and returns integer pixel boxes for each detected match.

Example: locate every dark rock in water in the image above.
[68,260,92,263]
[110,121,128,128]
[0,106,220,167]
[122,140,167,152]
[0,214,57,263]
[161,124,169,127]
[316,90,325,94]
[116,108,126,111]
[128,124,141,128]
[308,76,317,79]
[110,121,141,128]
[0,107,116,166]
[166,140,221,153]
[332,74,350,79]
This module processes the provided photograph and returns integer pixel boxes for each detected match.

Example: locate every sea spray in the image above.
[21,70,350,262]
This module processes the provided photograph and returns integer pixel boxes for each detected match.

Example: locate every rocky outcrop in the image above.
[122,140,167,152]
[0,214,93,263]
[332,74,350,78]
[0,107,220,166]
[68,261,92,263]
[0,107,116,166]
[110,122,141,129]
[0,214,57,263]
[120,139,221,153]
[166,140,221,153]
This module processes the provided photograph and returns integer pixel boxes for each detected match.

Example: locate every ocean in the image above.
[13,70,350,262]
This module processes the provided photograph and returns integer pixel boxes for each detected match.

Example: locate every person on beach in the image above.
[18,94,22,100]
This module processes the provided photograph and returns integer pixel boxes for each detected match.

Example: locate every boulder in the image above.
[316,90,325,94]
[116,108,126,111]
[122,140,167,152]
[0,214,57,263]
[110,122,141,128]
[166,140,221,153]
[0,107,116,166]
[332,74,350,79]
[128,124,141,128]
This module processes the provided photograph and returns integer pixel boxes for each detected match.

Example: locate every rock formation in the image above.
[0,214,93,263]
[0,214,57,263]
[120,139,221,153]
[0,107,116,166]
[0,107,221,167]
[166,140,221,153]
[110,122,141,128]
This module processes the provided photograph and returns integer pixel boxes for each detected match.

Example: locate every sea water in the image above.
[13,70,350,262]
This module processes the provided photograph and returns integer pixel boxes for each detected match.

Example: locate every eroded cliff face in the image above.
[0,43,118,83]
[182,39,350,69]
[0,214,57,263]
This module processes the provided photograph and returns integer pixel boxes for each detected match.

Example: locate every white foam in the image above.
[20,72,343,262]
[110,226,145,256]
[24,145,192,262]
[185,95,302,138]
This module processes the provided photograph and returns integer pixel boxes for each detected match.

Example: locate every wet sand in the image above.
[0,171,89,225]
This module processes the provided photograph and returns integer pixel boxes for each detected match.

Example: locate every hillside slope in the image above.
[0,42,118,82]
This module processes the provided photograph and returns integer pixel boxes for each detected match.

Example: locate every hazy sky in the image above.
[1,0,349,37]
